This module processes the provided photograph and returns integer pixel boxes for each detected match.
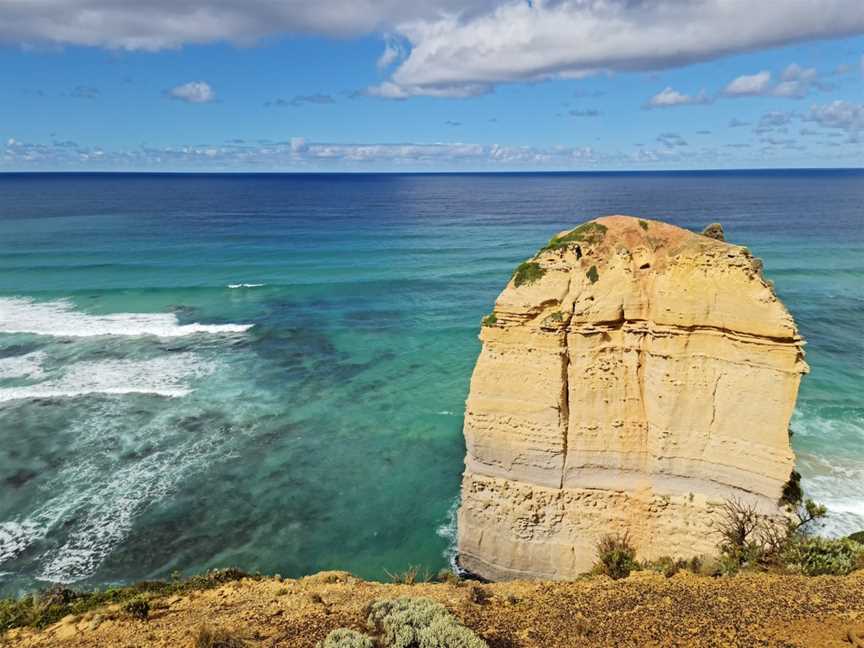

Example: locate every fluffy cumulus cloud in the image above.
[1,1,862,97]
[168,81,216,103]
[723,71,773,97]
[722,64,826,99]
[645,87,711,108]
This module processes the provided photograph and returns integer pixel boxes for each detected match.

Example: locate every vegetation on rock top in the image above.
[512,262,545,288]
[542,221,608,252]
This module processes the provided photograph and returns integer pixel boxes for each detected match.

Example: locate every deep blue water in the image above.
[0,170,861,596]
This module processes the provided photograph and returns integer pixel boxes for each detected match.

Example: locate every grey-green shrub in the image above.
[367,597,487,648]
[783,537,864,576]
[319,628,375,648]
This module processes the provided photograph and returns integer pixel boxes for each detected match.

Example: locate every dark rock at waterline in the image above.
[702,222,725,241]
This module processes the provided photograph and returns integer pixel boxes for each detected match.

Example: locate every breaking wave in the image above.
[0,297,252,338]
[227,283,265,289]
[0,354,214,403]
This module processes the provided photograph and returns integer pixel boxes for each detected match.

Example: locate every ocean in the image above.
[0,170,861,596]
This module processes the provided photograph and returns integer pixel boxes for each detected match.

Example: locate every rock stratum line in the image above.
[457,215,808,580]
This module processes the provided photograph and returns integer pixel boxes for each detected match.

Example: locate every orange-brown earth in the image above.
[4,570,863,647]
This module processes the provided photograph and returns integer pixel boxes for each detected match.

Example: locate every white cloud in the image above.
[645,87,711,108]
[1,1,861,98]
[379,1,864,97]
[723,70,772,96]
[805,100,864,138]
[168,81,216,103]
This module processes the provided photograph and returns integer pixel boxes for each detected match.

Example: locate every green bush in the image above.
[586,265,599,284]
[512,262,545,288]
[481,313,497,327]
[638,220,649,231]
[848,531,864,544]
[780,470,803,507]
[123,596,149,621]
[319,628,375,648]
[594,533,637,580]
[367,597,487,648]
[783,537,864,576]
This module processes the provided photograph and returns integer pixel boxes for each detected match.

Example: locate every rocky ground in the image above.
[3,569,863,647]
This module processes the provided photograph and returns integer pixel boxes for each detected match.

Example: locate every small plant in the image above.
[367,597,487,648]
[193,624,247,648]
[594,533,637,580]
[638,220,649,231]
[641,556,687,578]
[512,261,546,288]
[435,569,462,586]
[543,221,608,251]
[481,312,498,327]
[586,265,599,284]
[783,537,864,576]
[714,498,765,564]
[849,531,864,544]
[123,596,149,621]
[384,565,431,585]
[780,470,803,507]
[319,628,375,648]
[467,584,489,604]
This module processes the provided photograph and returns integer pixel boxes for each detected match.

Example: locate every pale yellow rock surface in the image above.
[457,215,808,580]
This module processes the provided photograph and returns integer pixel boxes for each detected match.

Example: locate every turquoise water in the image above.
[0,171,861,596]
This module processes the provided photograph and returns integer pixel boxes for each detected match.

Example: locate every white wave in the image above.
[0,354,213,403]
[0,398,233,583]
[0,351,46,380]
[436,496,462,573]
[0,297,252,338]
[227,283,265,289]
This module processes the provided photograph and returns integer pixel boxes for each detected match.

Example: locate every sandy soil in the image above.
[4,569,863,647]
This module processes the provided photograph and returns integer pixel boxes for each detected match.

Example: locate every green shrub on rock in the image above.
[367,597,487,648]
[783,537,864,576]
[848,531,864,544]
[512,262,545,288]
[319,628,375,648]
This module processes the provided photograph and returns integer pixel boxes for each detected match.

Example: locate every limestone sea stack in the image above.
[457,215,808,580]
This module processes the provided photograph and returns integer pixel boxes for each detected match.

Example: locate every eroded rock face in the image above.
[457,215,808,580]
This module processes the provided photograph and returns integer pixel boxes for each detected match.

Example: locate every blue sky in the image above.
[1,1,862,171]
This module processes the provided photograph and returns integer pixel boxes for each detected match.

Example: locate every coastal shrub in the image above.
[384,565,431,585]
[193,624,247,648]
[783,537,864,576]
[586,265,599,284]
[780,470,803,507]
[641,556,688,578]
[319,628,375,648]
[849,531,864,544]
[367,597,487,648]
[714,498,766,565]
[542,222,608,252]
[512,262,545,288]
[481,312,497,327]
[123,596,150,621]
[594,533,638,580]
[0,568,255,634]
[435,569,462,586]
[638,220,649,231]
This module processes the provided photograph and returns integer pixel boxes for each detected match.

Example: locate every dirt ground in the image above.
[4,569,863,647]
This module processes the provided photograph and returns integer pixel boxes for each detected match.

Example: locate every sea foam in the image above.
[0,297,252,338]
[0,351,46,380]
[227,283,265,289]
[0,353,214,403]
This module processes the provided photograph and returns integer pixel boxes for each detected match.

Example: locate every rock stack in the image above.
[457,215,808,580]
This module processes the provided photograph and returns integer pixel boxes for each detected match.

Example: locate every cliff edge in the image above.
[458,215,809,580]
